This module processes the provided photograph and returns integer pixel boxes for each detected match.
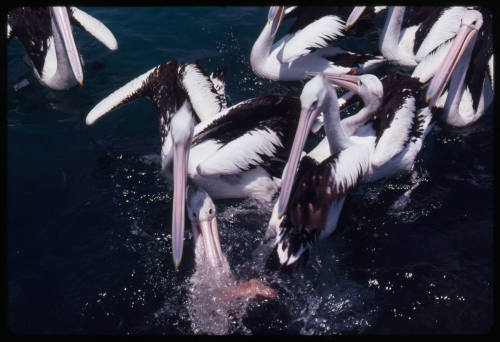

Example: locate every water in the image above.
[7,7,493,335]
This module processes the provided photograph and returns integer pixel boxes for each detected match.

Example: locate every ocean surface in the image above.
[7,7,493,335]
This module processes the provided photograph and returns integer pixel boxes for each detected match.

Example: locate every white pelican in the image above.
[86,60,305,267]
[426,9,493,127]
[266,74,371,270]
[7,6,117,90]
[346,6,477,70]
[267,69,441,270]
[250,6,385,81]
[186,181,277,334]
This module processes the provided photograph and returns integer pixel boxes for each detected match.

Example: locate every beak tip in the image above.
[173,255,182,270]
[277,203,286,219]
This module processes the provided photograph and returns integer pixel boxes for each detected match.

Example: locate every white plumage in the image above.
[278,15,345,64]
[69,7,118,51]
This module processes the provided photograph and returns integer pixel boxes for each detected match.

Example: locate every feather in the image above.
[277,15,345,64]
[69,7,117,50]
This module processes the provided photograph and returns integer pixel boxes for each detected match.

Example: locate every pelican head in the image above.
[170,100,195,269]
[186,183,224,269]
[325,73,383,112]
[425,10,483,107]
[267,6,285,37]
[277,74,331,217]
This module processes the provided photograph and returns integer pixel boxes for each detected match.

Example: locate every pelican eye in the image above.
[311,99,318,109]
[193,212,197,218]
[208,208,213,215]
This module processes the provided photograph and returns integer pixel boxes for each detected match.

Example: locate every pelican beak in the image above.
[197,217,224,268]
[345,6,366,31]
[268,6,285,37]
[324,73,361,94]
[172,140,190,269]
[50,7,83,86]
[425,23,478,107]
[278,105,320,217]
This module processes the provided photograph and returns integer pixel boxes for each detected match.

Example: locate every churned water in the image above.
[7,6,493,334]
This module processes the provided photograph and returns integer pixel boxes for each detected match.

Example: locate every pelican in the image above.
[7,6,117,90]
[186,181,277,335]
[266,74,371,270]
[331,73,435,184]
[86,60,304,268]
[346,6,477,70]
[276,73,382,217]
[268,68,442,270]
[310,63,442,185]
[186,181,276,299]
[426,9,493,127]
[277,27,474,216]
[250,6,385,81]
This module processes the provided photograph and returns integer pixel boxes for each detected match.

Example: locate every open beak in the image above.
[278,105,321,217]
[425,23,478,107]
[268,6,285,37]
[345,6,366,31]
[324,73,361,94]
[196,217,224,268]
[172,141,190,269]
[50,7,83,86]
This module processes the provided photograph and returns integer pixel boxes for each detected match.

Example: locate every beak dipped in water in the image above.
[197,217,224,268]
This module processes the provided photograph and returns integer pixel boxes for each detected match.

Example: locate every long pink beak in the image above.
[425,23,479,107]
[345,6,366,31]
[172,141,189,269]
[50,7,83,85]
[277,105,320,217]
[197,217,224,269]
[268,6,285,37]
[323,73,361,93]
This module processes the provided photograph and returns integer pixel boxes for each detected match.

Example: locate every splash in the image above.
[186,238,276,334]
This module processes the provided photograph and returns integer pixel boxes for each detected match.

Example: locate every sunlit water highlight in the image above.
[8,6,493,335]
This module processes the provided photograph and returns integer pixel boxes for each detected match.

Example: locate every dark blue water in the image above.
[7,7,493,334]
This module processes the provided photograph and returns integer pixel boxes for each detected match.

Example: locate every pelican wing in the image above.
[7,7,52,75]
[195,127,286,177]
[283,6,351,33]
[209,66,228,109]
[180,62,227,122]
[371,96,417,169]
[277,15,345,64]
[192,95,301,177]
[85,65,156,125]
[276,144,369,267]
[283,6,376,37]
[69,7,118,50]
